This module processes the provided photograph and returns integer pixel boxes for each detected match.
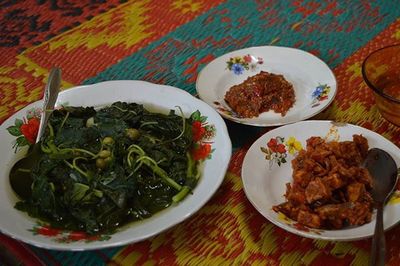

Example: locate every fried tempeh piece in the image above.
[273,134,373,230]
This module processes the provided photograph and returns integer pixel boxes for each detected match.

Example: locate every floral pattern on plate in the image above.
[6,107,42,151]
[311,84,331,108]
[260,136,303,168]
[6,103,69,151]
[30,223,111,243]
[190,110,216,160]
[226,54,263,75]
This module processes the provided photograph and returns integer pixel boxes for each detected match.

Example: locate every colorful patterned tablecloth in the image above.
[1,1,400,265]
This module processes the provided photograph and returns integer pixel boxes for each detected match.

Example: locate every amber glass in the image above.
[362,44,400,126]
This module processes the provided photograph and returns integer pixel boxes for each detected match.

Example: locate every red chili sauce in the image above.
[224,71,295,118]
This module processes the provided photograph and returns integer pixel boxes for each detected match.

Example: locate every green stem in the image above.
[127,149,137,168]
[138,157,182,191]
[171,106,186,141]
[172,186,191,203]
[127,144,182,191]
[186,152,194,178]
[127,144,145,155]
[73,157,88,169]
[139,121,158,128]
[160,106,186,144]
[133,161,143,172]
[157,158,167,164]
[126,144,145,167]
[59,111,70,131]
[16,168,31,173]
[48,122,55,137]
[48,140,58,154]
[41,142,52,153]
[111,105,137,115]
[62,148,97,158]
[63,159,90,179]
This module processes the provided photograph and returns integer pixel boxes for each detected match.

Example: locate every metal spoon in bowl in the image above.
[363,148,399,266]
[9,68,61,200]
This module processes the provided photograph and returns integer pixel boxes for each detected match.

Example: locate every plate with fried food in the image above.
[242,120,400,240]
[196,46,337,126]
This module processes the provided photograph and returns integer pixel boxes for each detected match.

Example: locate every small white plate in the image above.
[196,46,337,126]
[242,120,400,241]
[0,80,232,250]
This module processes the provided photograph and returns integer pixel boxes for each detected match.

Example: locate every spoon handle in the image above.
[370,204,385,266]
[36,67,61,143]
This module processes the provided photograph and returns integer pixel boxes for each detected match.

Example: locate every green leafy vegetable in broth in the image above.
[13,102,215,234]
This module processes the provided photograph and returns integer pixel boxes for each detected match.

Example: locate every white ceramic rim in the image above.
[196,46,337,127]
[0,80,232,250]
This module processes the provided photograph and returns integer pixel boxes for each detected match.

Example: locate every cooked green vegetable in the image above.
[14,102,213,234]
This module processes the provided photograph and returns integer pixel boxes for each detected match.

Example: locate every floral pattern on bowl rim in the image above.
[6,107,42,151]
[260,136,303,168]
[226,54,263,75]
[30,223,112,243]
[260,125,338,169]
[6,104,69,151]
[311,84,331,108]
